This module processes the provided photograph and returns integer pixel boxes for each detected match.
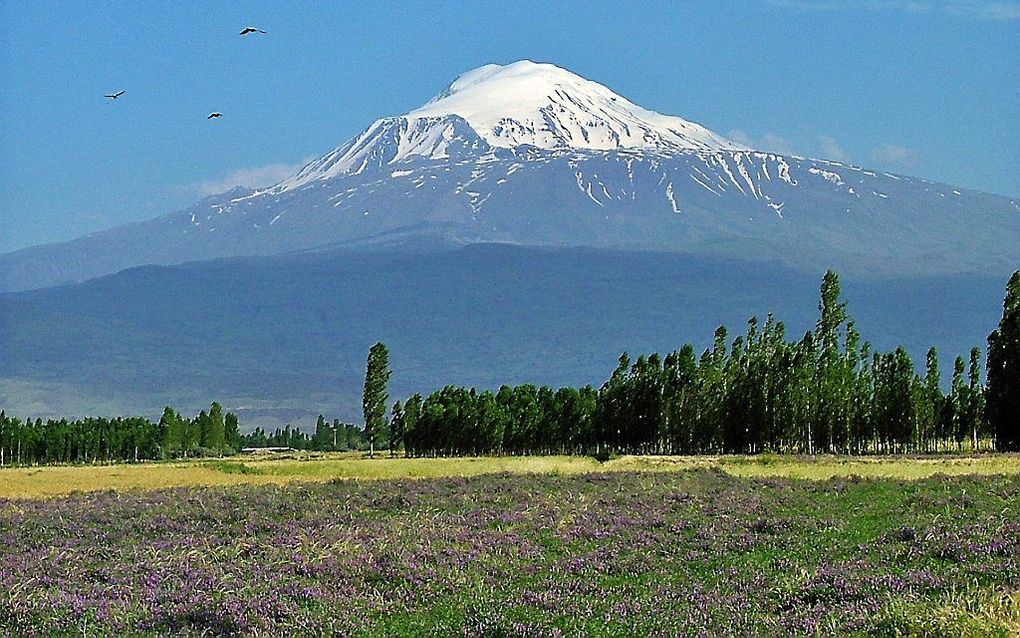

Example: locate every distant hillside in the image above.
[0,245,1005,428]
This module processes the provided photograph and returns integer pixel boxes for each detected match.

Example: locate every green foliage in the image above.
[398,271,1001,457]
[389,401,404,458]
[987,271,1020,451]
[201,402,226,451]
[312,415,333,451]
[237,421,366,452]
[362,342,391,458]
[0,403,242,465]
[592,448,618,463]
[224,412,240,451]
[205,460,262,475]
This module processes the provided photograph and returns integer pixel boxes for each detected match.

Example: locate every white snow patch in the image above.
[713,155,746,195]
[776,156,796,185]
[665,182,681,213]
[690,173,719,196]
[808,167,844,186]
[734,154,760,199]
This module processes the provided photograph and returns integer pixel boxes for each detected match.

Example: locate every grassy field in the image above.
[2,452,1020,499]
[2,469,1018,636]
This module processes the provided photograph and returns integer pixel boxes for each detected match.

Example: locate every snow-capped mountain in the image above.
[277,61,744,191]
[1,60,1018,292]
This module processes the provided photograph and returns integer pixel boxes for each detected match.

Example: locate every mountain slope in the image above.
[1,60,1017,292]
[0,245,1006,426]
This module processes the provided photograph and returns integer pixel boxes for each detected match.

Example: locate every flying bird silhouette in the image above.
[239,27,266,35]
[104,91,124,100]
[207,112,222,119]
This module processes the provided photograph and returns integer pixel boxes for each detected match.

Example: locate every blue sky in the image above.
[1,1,1017,252]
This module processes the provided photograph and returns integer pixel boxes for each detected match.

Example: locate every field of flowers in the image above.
[2,469,1019,636]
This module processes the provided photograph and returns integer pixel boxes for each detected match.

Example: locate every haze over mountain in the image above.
[2,60,1017,293]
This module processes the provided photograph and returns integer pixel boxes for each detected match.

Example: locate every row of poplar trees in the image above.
[0,405,371,465]
[0,403,241,465]
[382,270,1020,457]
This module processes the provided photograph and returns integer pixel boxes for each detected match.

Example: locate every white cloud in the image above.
[870,143,922,169]
[728,130,855,162]
[817,135,850,162]
[766,0,1020,19]
[728,130,921,169]
[759,133,798,156]
[726,130,926,169]
[196,161,308,196]
[728,129,798,155]
[950,1,1020,19]
[728,129,753,147]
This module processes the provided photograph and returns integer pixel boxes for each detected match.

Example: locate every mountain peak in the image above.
[275,61,746,191]
[405,60,743,153]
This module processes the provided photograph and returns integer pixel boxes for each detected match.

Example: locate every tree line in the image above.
[376,270,1020,457]
[0,403,238,465]
[241,416,369,452]
[0,404,368,466]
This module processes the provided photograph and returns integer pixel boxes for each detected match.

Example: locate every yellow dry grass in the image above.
[1,453,1018,499]
[0,461,290,499]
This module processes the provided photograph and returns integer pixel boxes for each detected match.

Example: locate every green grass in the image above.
[202,460,265,475]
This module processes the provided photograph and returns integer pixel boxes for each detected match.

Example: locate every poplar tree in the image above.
[389,401,404,458]
[224,412,240,451]
[402,394,422,456]
[920,348,941,452]
[313,415,332,451]
[362,342,391,458]
[967,348,985,451]
[159,407,180,456]
[950,357,967,451]
[987,271,1020,451]
[814,270,848,453]
[203,402,226,452]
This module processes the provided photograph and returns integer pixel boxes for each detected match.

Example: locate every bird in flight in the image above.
[239,27,266,36]
[207,112,222,119]
[105,91,124,100]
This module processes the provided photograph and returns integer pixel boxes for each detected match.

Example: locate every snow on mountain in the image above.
[275,60,744,192]
[1,60,1018,293]
[409,61,744,152]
